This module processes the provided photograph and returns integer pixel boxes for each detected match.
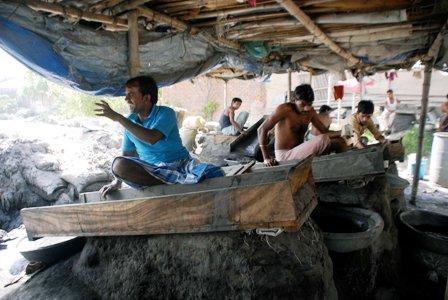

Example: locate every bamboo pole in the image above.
[138,7,241,51]
[138,6,190,32]
[423,19,448,62]
[10,0,128,27]
[89,0,125,12]
[195,12,289,27]
[275,0,360,67]
[127,10,140,78]
[111,0,152,16]
[410,64,432,205]
[187,4,284,20]
[410,19,445,204]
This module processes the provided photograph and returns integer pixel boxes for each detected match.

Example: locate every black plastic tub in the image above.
[312,206,384,253]
[398,210,448,255]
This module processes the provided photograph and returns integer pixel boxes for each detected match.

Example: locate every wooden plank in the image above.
[22,180,299,239]
[234,160,256,175]
[288,155,313,194]
[80,157,312,203]
[230,116,266,151]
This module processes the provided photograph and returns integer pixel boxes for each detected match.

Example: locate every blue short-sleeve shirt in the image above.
[122,106,189,164]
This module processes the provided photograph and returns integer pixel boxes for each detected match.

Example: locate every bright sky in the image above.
[0,47,28,88]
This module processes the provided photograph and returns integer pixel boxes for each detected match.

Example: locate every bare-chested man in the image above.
[258,84,346,166]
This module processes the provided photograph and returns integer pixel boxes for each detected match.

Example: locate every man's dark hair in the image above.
[357,100,375,114]
[387,89,393,93]
[125,76,158,104]
[319,105,332,114]
[232,97,242,103]
[294,84,314,104]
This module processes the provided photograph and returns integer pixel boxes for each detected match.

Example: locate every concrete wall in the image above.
[161,69,448,125]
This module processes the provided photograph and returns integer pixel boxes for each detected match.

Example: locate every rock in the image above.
[61,171,110,194]
[54,193,72,206]
[6,222,338,299]
[22,167,67,201]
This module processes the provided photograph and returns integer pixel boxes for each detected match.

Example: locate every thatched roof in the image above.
[0,0,447,94]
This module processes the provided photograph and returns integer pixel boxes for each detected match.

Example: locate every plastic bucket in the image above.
[429,132,448,187]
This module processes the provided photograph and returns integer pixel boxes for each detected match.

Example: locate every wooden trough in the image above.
[313,145,385,182]
[251,145,385,183]
[21,157,316,240]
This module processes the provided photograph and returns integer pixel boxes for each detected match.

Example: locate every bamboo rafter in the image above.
[7,0,128,28]
[110,0,153,16]
[89,0,126,13]
[275,0,360,67]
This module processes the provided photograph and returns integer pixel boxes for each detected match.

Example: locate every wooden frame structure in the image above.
[21,157,316,240]
[4,0,446,76]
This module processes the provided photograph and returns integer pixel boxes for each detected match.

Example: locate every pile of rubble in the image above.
[0,118,122,231]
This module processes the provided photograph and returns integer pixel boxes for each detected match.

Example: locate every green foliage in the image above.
[402,125,434,156]
[0,95,18,113]
[202,101,219,120]
[57,89,127,118]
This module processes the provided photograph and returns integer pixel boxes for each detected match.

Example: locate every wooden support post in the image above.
[326,73,332,105]
[127,10,140,78]
[410,64,432,205]
[287,69,292,102]
[223,80,228,107]
[337,99,342,125]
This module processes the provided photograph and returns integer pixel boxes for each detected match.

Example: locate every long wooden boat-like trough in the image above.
[21,157,316,240]
[250,145,386,183]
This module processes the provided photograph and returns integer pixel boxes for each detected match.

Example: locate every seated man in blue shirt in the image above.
[95,76,223,198]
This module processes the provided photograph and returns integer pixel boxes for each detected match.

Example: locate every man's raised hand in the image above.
[95,100,122,121]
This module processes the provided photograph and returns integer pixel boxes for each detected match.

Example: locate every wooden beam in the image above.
[138,6,190,32]
[110,0,152,16]
[275,0,360,67]
[127,10,140,77]
[423,18,448,62]
[89,0,125,12]
[9,0,128,28]
[22,181,300,238]
[21,158,314,239]
[80,158,311,203]
[138,7,241,51]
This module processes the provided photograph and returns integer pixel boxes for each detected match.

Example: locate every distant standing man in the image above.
[95,76,223,198]
[346,100,386,149]
[381,89,400,132]
[219,97,249,135]
[438,97,448,132]
[258,84,345,167]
